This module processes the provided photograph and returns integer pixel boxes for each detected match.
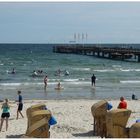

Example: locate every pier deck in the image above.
[53,44,140,62]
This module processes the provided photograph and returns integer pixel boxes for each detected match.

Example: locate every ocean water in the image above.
[0,44,140,100]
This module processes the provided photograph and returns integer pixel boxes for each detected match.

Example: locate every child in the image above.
[55,82,64,90]
[117,96,127,109]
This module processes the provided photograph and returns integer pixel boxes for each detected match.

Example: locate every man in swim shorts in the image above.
[16,90,24,120]
[91,74,96,87]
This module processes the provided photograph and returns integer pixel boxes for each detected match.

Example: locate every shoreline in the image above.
[0,99,140,138]
[3,97,139,102]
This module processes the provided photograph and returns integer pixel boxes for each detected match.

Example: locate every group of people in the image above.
[32,70,44,77]
[54,69,69,76]
[7,68,16,74]
[0,78,136,133]
[44,75,63,90]
[44,73,97,90]
[0,90,24,132]
[91,74,138,101]
[44,73,96,90]
[91,73,138,110]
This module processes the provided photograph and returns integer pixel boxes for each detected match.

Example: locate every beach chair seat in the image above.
[129,122,140,138]
[91,100,108,137]
[106,109,131,138]
[26,117,50,138]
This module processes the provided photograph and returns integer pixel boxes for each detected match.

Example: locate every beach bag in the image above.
[49,116,57,125]
[136,119,140,123]
[107,102,113,110]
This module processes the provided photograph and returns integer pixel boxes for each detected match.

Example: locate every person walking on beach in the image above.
[117,96,127,109]
[44,75,48,89]
[0,99,10,131]
[91,74,96,87]
[16,90,24,120]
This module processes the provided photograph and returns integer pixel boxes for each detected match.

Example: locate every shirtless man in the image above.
[44,75,48,88]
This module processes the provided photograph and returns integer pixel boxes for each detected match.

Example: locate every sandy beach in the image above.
[0,99,140,138]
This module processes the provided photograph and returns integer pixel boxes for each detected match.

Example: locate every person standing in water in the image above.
[11,68,16,74]
[16,90,24,120]
[0,99,10,131]
[44,75,48,89]
[91,74,96,87]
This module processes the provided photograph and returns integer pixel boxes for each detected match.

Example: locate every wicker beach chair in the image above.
[91,100,108,138]
[26,104,51,138]
[26,104,46,131]
[129,122,140,138]
[106,109,131,138]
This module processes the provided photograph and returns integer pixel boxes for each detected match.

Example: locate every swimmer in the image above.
[55,82,64,90]
[55,69,61,76]
[32,70,38,76]
[11,68,16,74]
[64,70,69,76]
[38,70,43,74]
[57,82,61,88]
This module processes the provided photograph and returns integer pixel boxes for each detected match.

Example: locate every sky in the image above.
[0,2,140,43]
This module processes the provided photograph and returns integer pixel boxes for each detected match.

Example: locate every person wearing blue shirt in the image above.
[16,90,24,120]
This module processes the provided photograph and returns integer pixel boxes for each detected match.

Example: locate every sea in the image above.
[0,43,140,100]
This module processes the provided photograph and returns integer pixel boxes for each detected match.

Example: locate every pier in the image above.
[53,44,140,62]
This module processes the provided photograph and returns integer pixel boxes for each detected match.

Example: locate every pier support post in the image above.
[97,52,100,57]
[121,54,124,60]
[92,51,95,56]
[108,53,111,58]
[84,50,87,55]
[53,46,57,52]
[138,55,140,62]
[102,52,105,58]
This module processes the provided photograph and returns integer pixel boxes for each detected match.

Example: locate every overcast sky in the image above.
[0,2,140,43]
